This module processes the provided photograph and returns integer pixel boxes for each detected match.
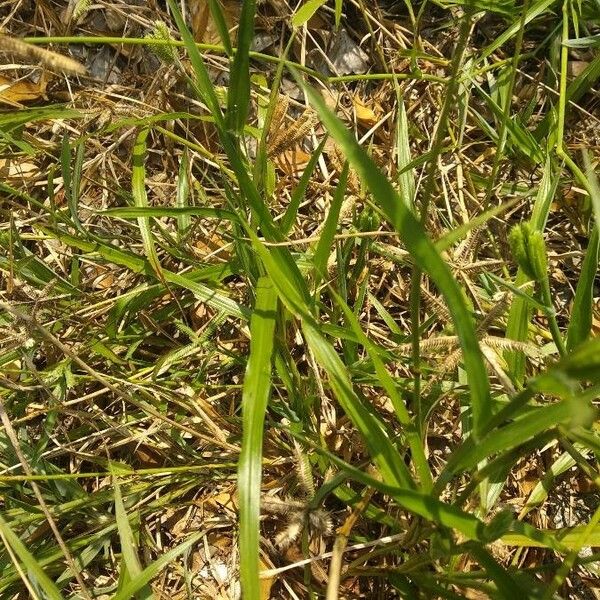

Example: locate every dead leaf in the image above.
[329,29,369,76]
[0,74,48,106]
[352,95,381,128]
[0,159,38,179]
[259,558,276,599]
[273,145,311,176]
[189,0,241,44]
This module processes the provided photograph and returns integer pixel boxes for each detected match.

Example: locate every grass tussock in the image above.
[0,0,599,598]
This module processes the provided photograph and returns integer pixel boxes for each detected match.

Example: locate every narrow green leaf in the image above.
[334,0,342,27]
[467,544,531,599]
[206,0,233,55]
[506,160,557,383]
[238,277,278,600]
[175,151,191,240]
[395,94,415,208]
[38,226,249,319]
[166,0,225,130]
[480,0,556,61]
[299,74,491,437]
[132,128,162,277]
[564,33,600,48]
[443,401,575,476]
[112,477,152,600]
[280,138,326,235]
[0,513,65,600]
[303,323,415,489]
[226,0,255,131]
[292,0,327,27]
[331,288,433,490]
[313,163,348,284]
[566,226,600,351]
[61,134,82,233]
[101,206,235,220]
[111,531,204,600]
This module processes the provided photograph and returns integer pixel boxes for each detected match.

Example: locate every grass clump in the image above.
[1,0,599,598]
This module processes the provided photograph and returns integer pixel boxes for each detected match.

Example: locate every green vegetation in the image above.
[0,0,599,598]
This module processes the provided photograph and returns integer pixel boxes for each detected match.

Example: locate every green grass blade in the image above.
[292,0,327,27]
[226,0,255,132]
[395,93,415,208]
[444,400,576,476]
[303,323,416,489]
[175,151,192,240]
[280,138,326,235]
[246,229,414,489]
[61,134,83,233]
[110,531,204,600]
[112,478,152,600]
[102,206,235,220]
[206,0,233,56]
[38,226,249,319]
[480,0,556,61]
[300,75,491,437]
[132,128,162,276]
[238,277,278,600]
[331,288,433,490]
[166,0,225,130]
[467,544,531,598]
[313,163,348,285]
[0,513,65,600]
[566,225,600,351]
[505,159,557,383]
[334,0,342,27]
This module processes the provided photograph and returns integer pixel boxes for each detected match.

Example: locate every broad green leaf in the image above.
[238,277,278,600]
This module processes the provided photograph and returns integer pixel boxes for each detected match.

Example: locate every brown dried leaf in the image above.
[0,74,48,106]
[273,145,311,176]
[189,0,241,44]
